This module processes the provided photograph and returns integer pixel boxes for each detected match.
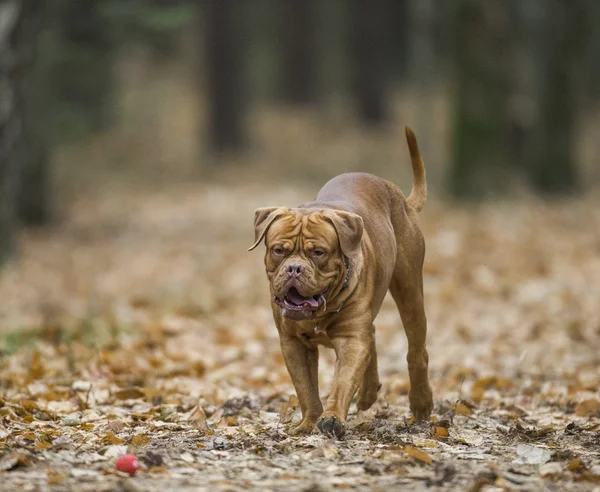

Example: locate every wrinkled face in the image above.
[265,212,346,320]
[250,207,364,321]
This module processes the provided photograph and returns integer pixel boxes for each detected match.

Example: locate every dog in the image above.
[249,127,433,438]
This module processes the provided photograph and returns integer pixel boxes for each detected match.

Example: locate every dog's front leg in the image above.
[317,333,373,438]
[279,334,322,435]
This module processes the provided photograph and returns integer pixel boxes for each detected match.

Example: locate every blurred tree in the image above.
[46,1,114,140]
[0,0,41,263]
[18,0,49,225]
[281,0,317,105]
[387,0,409,82]
[448,1,510,199]
[526,0,581,194]
[351,0,389,125]
[101,0,195,60]
[580,1,600,104]
[204,0,246,153]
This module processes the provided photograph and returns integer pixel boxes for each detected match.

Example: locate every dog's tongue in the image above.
[287,288,319,308]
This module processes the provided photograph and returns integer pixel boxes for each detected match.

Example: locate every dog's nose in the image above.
[286,263,305,277]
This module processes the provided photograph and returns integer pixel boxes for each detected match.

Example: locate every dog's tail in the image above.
[404,126,427,212]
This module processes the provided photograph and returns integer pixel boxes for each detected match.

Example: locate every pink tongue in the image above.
[287,289,319,308]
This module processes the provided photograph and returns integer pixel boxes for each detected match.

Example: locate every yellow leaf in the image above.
[131,434,150,446]
[455,402,472,415]
[227,415,239,426]
[149,466,167,474]
[430,426,449,439]
[404,445,433,464]
[568,458,585,472]
[35,441,52,451]
[102,432,125,445]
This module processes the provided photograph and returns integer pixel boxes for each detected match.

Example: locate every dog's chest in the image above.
[285,322,333,348]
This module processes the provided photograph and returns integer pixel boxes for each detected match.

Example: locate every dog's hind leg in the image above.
[388,228,433,422]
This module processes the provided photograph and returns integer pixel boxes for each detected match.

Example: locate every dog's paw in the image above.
[288,419,316,436]
[317,413,346,439]
[409,386,433,422]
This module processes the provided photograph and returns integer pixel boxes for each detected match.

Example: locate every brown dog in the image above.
[249,127,433,437]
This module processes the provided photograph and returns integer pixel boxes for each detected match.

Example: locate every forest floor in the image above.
[1,181,600,491]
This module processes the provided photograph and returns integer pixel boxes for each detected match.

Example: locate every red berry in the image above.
[116,454,140,475]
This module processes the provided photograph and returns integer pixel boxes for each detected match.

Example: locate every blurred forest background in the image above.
[1,2,600,489]
[1,0,600,262]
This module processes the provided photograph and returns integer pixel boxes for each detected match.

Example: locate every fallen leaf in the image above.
[131,434,151,446]
[575,399,600,417]
[513,444,551,465]
[455,401,473,415]
[568,458,586,472]
[35,441,52,451]
[47,469,66,484]
[115,388,145,400]
[431,425,449,439]
[404,446,433,465]
[102,432,125,445]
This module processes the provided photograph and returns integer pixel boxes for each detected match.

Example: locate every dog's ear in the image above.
[248,207,286,251]
[323,210,364,261]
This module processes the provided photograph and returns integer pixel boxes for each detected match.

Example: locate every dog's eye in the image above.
[272,247,285,256]
[312,250,325,258]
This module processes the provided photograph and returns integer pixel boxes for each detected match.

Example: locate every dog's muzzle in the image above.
[274,287,326,320]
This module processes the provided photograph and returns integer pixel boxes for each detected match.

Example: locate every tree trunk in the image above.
[50,0,114,138]
[448,1,511,199]
[0,0,28,264]
[526,0,581,194]
[205,0,245,154]
[281,0,317,105]
[18,0,48,225]
[351,0,389,125]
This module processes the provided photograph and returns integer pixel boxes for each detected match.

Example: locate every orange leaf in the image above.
[455,401,472,415]
[575,399,600,417]
[102,432,125,445]
[431,426,449,439]
[404,445,433,464]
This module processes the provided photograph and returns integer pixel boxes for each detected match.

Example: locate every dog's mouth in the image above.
[274,287,325,320]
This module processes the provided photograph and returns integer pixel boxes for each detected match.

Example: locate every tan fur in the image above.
[250,126,432,437]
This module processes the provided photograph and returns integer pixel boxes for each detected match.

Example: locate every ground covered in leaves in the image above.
[1,182,600,491]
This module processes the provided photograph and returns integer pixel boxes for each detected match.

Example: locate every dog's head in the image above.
[249,207,363,321]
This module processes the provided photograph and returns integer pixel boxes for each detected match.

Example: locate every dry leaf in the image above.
[131,434,151,446]
[404,446,433,465]
[568,458,586,472]
[47,469,66,485]
[102,432,125,445]
[455,401,472,415]
[29,351,45,380]
[430,426,449,439]
[575,399,600,417]
[115,388,145,400]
